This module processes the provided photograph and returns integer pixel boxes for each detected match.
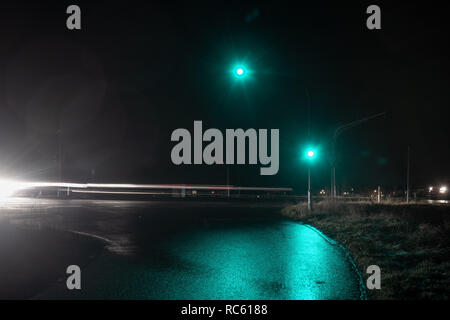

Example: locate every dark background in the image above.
[0,1,448,193]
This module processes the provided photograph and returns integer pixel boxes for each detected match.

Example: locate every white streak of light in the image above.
[0,179,293,198]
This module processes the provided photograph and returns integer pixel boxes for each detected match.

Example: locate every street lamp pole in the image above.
[331,111,386,199]
[331,142,336,198]
[406,145,410,203]
[57,128,62,198]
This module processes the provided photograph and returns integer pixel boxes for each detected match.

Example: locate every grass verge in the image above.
[282,201,450,299]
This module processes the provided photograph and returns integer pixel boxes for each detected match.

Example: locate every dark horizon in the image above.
[0,1,448,193]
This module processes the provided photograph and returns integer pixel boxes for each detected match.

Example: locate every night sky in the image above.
[0,1,448,193]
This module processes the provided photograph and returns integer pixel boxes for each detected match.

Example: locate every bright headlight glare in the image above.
[0,180,24,198]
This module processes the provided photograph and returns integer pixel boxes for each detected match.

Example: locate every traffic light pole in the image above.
[308,166,312,210]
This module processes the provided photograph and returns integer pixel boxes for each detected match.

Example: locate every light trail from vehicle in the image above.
[0,179,293,198]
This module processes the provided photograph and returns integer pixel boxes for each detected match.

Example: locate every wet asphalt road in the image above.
[0,198,362,299]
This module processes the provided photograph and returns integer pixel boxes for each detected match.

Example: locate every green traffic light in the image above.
[300,145,319,162]
[235,67,245,77]
[231,63,252,81]
[233,65,247,78]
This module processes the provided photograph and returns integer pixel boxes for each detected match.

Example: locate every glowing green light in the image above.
[300,145,320,163]
[234,65,247,78]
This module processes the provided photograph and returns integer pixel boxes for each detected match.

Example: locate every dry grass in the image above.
[282,201,450,300]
